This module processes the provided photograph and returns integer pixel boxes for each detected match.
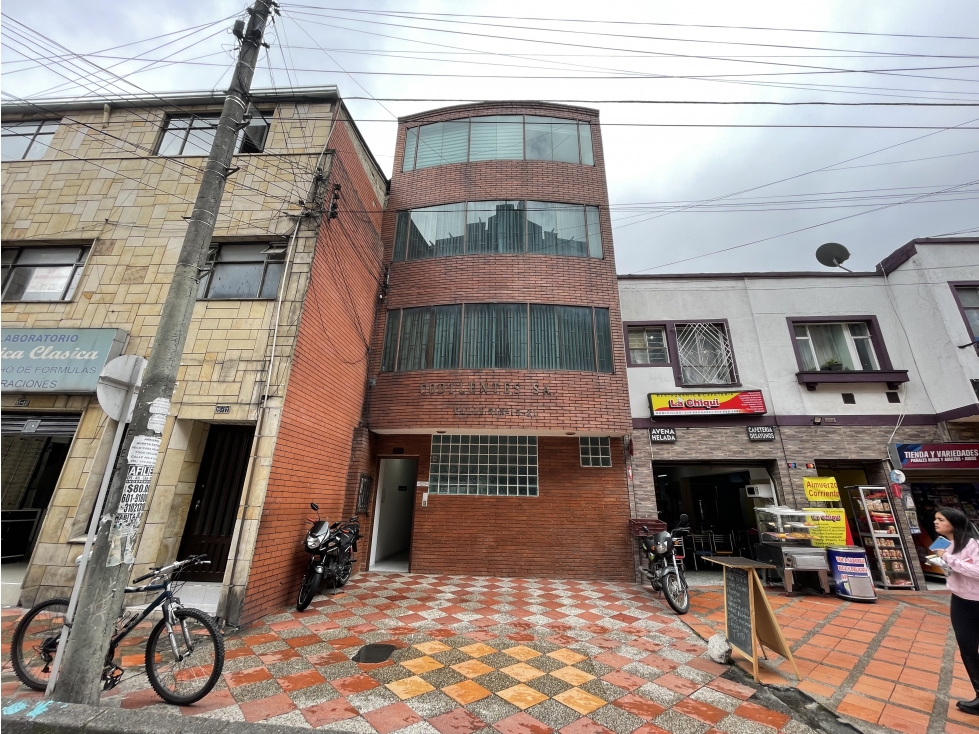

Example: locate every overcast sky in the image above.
[3,1,977,274]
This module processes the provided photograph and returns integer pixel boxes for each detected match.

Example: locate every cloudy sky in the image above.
[3,1,977,273]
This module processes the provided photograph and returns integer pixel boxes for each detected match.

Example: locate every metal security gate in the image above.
[176,425,254,582]
[1,413,80,563]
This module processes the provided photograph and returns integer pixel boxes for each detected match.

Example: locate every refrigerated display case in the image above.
[846,485,916,589]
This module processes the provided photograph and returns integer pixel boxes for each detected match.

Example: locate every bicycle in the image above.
[11,554,225,705]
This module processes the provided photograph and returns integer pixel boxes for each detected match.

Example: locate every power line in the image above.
[282,7,979,42]
[627,179,979,273]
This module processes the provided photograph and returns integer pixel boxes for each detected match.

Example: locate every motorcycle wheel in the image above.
[296,567,322,611]
[662,571,690,615]
[336,549,353,587]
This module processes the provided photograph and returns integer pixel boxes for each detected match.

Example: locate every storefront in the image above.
[0,327,126,590]
[889,442,979,578]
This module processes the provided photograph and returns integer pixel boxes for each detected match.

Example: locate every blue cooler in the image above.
[828,546,877,601]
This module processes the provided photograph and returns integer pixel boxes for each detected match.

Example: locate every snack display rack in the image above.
[846,485,916,589]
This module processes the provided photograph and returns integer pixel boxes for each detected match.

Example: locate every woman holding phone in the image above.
[933,507,979,715]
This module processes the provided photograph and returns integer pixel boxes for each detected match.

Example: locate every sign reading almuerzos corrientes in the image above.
[1,328,127,393]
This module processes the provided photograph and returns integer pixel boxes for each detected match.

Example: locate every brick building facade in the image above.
[353,103,634,584]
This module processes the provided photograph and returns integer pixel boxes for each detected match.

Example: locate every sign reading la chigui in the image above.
[648,390,767,416]
[1,328,127,394]
[892,443,979,470]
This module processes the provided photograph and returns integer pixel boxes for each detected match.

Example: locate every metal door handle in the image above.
[194,500,201,512]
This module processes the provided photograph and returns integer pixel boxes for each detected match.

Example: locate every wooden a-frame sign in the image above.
[707,557,800,682]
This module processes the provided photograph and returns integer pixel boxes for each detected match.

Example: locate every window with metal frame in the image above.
[157,111,270,156]
[793,322,880,372]
[1,120,59,161]
[675,322,738,385]
[394,201,602,261]
[579,437,612,467]
[429,435,538,496]
[627,326,669,365]
[401,115,594,171]
[197,243,286,300]
[356,474,373,514]
[955,286,979,340]
[381,304,613,374]
[1,245,88,302]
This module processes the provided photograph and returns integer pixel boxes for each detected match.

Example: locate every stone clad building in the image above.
[618,237,979,587]
[1,87,388,624]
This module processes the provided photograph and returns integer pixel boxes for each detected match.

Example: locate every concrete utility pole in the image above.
[51,0,276,705]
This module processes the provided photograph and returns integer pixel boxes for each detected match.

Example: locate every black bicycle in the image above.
[11,554,224,705]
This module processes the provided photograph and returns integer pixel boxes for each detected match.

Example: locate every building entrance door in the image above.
[370,458,417,572]
[176,425,254,582]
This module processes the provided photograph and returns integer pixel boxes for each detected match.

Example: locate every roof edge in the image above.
[399,100,599,123]
[0,86,340,115]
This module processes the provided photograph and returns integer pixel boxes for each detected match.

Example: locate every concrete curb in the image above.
[0,698,354,734]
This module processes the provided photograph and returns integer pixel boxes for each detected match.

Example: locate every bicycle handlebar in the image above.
[132,554,209,583]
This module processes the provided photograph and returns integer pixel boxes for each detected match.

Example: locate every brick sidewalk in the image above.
[3,573,816,734]
[684,585,977,734]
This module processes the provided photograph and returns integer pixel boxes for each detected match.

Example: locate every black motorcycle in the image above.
[296,503,361,611]
[640,514,691,615]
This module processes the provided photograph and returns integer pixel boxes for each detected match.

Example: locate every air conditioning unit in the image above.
[746,484,775,499]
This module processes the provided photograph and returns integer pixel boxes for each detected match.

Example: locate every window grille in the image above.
[356,474,372,514]
[675,322,737,385]
[429,435,538,496]
[579,437,612,467]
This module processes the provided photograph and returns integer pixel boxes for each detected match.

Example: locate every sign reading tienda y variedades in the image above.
[892,443,979,471]
[1,328,127,393]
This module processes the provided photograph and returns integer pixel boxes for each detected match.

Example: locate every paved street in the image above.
[685,585,976,734]
[3,573,811,734]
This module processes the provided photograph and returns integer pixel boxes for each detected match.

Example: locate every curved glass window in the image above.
[381,303,612,374]
[394,201,602,261]
[402,115,594,171]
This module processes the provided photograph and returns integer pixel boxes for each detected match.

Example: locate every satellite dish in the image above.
[815,242,851,270]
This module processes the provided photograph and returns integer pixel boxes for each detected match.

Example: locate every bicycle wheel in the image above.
[145,607,224,705]
[11,597,69,691]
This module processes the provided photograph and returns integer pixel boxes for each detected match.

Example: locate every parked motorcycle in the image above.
[296,503,361,611]
[640,514,691,614]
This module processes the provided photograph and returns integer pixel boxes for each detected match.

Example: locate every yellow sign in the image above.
[803,476,840,502]
[806,509,847,548]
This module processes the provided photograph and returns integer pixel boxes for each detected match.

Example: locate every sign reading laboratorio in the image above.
[892,443,979,470]
[803,476,841,502]
[1,328,126,394]
[648,390,767,416]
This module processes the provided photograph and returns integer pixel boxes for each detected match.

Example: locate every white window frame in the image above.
[794,322,880,372]
[627,326,668,365]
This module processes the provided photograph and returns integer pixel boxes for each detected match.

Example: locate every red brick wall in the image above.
[242,116,385,624]
[372,434,634,580]
[368,103,630,435]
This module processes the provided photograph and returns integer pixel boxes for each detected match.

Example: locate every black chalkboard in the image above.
[726,567,753,656]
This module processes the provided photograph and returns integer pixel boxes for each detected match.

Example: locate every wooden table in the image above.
[704,556,800,682]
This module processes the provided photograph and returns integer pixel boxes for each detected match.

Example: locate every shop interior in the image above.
[653,463,778,577]
[908,479,979,579]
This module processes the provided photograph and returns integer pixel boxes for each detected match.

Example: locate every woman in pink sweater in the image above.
[934,506,979,716]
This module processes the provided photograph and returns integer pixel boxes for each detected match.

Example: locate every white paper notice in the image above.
[147,397,170,434]
[128,435,162,466]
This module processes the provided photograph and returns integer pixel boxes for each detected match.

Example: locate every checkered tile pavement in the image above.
[3,574,815,734]
[686,586,974,734]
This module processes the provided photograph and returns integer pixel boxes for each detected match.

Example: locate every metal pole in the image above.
[51,0,276,705]
[45,359,143,695]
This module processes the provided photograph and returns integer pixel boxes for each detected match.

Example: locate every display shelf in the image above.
[847,485,917,590]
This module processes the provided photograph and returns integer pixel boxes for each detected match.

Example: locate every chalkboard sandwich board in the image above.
[707,556,800,683]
